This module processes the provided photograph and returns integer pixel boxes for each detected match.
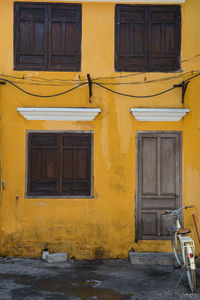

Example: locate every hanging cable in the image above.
[94,71,200,85]
[3,70,199,86]
[93,82,176,98]
[93,72,146,80]
[0,78,87,98]
[0,69,200,99]
[181,52,200,63]
[9,80,77,87]
[0,74,87,83]
[93,72,200,99]
[0,68,200,86]
[184,72,200,82]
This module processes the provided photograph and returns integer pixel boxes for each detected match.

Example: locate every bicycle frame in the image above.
[162,205,196,292]
[175,218,195,270]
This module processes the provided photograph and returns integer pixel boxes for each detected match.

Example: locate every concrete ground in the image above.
[0,258,200,299]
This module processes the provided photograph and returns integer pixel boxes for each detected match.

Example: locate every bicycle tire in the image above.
[171,233,182,267]
[186,253,196,292]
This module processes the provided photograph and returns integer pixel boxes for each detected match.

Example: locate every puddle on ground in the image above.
[36,279,133,300]
[72,280,102,287]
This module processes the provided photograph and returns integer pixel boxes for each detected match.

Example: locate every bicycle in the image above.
[161,206,196,292]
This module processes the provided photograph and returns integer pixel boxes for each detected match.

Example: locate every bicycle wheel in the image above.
[186,253,196,292]
[171,233,182,267]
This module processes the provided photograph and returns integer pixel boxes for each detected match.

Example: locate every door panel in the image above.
[160,137,176,194]
[136,132,181,240]
[142,137,157,194]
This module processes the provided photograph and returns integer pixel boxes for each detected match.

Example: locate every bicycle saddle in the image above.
[177,228,191,235]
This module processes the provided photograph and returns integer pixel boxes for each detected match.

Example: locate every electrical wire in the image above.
[0,74,87,83]
[181,52,200,63]
[3,70,199,87]
[26,77,87,83]
[93,82,176,98]
[0,72,147,83]
[10,80,77,87]
[94,71,200,85]
[184,72,200,82]
[93,72,200,98]
[0,78,87,98]
[0,69,200,99]
[0,67,199,87]
[0,76,177,98]
[93,72,146,80]
[0,72,146,82]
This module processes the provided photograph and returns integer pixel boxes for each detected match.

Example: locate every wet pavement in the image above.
[0,258,199,299]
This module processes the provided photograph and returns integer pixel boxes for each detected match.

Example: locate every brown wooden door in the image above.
[136,132,182,240]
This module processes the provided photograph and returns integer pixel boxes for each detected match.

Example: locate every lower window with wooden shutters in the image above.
[27,132,92,197]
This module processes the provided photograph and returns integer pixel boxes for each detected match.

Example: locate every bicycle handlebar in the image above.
[185,205,194,209]
[160,205,194,215]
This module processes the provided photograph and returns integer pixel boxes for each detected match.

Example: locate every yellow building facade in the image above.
[0,0,200,259]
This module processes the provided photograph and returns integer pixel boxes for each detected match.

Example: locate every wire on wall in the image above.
[93,72,200,98]
[93,71,200,86]
[0,74,88,83]
[93,82,177,98]
[0,78,87,98]
[0,70,199,88]
[181,52,200,63]
[0,70,200,99]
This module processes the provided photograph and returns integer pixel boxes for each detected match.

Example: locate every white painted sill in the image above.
[25,195,94,199]
[130,108,189,121]
[17,107,101,121]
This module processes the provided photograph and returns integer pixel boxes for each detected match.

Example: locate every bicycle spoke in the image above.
[175,270,185,289]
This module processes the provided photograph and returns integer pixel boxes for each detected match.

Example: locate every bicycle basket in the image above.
[163,212,182,233]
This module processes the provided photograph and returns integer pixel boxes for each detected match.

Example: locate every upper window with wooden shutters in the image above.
[115,5,181,72]
[14,2,82,71]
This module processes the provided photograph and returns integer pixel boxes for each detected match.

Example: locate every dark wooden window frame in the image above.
[115,4,181,72]
[26,131,93,198]
[135,131,182,241]
[14,2,82,71]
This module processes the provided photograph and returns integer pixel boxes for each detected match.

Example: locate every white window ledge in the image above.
[17,107,101,121]
[130,108,189,121]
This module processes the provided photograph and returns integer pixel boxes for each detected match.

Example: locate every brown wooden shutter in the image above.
[14,3,48,70]
[28,133,58,196]
[115,5,181,72]
[49,4,81,71]
[28,132,91,197]
[115,5,148,72]
[149,6,181,72]
[61,133,91,196]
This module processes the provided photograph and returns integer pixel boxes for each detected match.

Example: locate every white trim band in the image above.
[130,108,189,121]
[17,107,101,121]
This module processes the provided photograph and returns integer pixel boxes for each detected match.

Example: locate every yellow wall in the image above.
[0,0,200,259]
